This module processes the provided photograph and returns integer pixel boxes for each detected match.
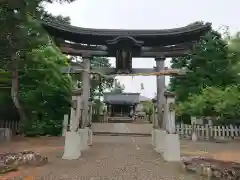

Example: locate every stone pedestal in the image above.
[62,131,81,160]
[78,128,89,151]
[155,129,166,153]
[163,133,180,162]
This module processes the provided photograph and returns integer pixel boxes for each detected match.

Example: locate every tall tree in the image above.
[173,31,240,122]
[0,0,75,122]
[169,30,236,102]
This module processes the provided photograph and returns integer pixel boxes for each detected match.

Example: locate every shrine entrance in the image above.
[104,92,139,123]
[42,19,211,161]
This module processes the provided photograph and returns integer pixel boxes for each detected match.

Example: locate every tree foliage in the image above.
[0,0,114,135]
[170,30,240,124]
[170,30,235,102]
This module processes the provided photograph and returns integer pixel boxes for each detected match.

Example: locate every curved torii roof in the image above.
[42,19,211,46]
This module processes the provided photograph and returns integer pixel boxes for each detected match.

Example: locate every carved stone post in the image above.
[162,91,180,162]
[155,57,166,128]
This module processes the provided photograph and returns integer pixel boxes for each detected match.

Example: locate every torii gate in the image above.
[41,19,211,161]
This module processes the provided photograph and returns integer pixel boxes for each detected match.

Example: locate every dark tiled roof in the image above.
[42,19,211,46]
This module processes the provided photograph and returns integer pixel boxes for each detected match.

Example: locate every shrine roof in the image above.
[42,19,211,46]
[103,93,140,105]
[139,96,151,102]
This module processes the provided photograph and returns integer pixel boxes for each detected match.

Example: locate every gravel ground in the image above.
[2,123,239,180]
[2,136,201,180]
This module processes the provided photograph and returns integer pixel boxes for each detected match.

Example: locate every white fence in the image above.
[176,124,240,140]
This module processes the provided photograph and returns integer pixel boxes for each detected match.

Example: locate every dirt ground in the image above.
[1,135,240,180]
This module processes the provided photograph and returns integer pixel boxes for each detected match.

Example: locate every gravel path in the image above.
[6,136,200,180]
[92,123,152,134]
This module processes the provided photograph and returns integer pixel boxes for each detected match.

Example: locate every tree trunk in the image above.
[11,57,27,122]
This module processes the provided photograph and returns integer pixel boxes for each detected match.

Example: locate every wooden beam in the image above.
[91,68,158,74]
[60,41,192,52]
[141,43,193,52]
[60,42,108,51]
[61,46,189,57]
[62,67,156,74]
[59,41,192,57]
[61,67,186,75]
[141,50,190,57]
[60,47,108,56]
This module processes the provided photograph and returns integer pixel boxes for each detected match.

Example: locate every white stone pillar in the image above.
[62,89,83,160]
[62,114,68,136]
[162,92,181,162]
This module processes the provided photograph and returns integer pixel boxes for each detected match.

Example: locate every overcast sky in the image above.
[46,0,240,98]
